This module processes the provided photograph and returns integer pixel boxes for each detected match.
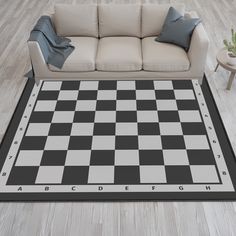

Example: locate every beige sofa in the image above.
[28,3,209,84]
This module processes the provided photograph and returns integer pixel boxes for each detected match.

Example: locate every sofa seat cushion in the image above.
[142,37,190,72]
[96,37,142,71]
[48,37,98,72]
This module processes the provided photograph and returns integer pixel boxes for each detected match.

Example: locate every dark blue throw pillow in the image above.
[155,7,201,51]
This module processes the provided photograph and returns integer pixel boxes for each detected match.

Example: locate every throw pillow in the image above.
[155,7,201,51]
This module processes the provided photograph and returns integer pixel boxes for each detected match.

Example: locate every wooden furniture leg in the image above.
[227,72,236,90]
[214,63,219,72]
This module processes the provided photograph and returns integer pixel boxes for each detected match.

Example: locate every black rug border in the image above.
[0,78,33,173]
[0,76,236,201]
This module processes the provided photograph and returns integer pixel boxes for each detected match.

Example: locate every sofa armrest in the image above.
[28,41,49,79]
[27,14,55,81]
[186,11,209,78]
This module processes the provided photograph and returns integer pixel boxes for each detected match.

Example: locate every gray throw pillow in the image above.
[155,7,201,51]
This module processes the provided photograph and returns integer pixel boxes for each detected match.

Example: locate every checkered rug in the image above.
[0,77,235,201]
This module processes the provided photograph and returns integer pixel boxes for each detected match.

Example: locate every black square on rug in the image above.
[0,77,236,201]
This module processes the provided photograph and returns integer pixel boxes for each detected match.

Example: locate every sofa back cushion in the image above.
[98,4,141,37]
[142,4,185,37]
[54,4,98,37]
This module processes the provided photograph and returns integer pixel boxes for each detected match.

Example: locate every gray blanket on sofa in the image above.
[26,15,74,78]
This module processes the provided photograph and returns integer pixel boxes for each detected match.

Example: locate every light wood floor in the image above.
[0,0,236,235]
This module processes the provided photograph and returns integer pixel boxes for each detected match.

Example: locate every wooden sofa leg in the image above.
[198,77,203,85]
[35,77,40,86]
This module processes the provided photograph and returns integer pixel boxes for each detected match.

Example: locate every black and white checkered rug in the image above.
[0,77,236,201]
